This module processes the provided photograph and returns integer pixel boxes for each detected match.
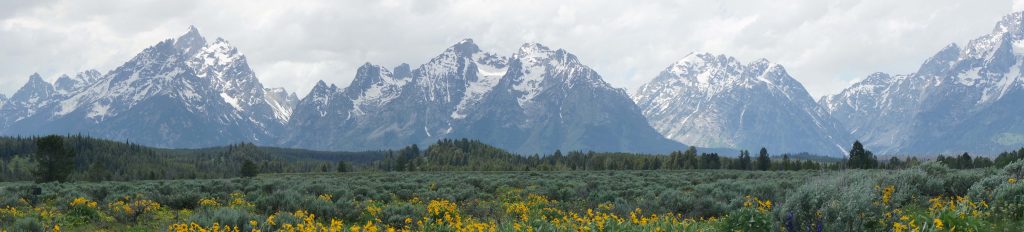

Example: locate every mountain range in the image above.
[6,11,1024,156]
[0,26,297,147]
[634,53,852,156]
[282,40,684,154]
[820,11,1024,155]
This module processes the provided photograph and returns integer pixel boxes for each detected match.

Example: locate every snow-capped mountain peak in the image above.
[993,11,1024,36]
[174,25,207,57]
[1,26,291,148]
[637,53,851,156]
[284,39,682,154]
[514,43,554,60]
[505,42,616,106]
[12,73,56,102]
[1,73,58,127]
[264,87,299,122]
[191,38,245,76]
[821,11,1024,155]
[345,63,409,115]
[448,38,482,57]
[54,70,101,94]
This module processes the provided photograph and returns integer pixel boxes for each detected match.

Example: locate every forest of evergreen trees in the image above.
[2,135,1023,182]
[375,138,1024,172]
[0,135,384,182]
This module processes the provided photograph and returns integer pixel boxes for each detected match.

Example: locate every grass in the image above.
[1,162,1021,231]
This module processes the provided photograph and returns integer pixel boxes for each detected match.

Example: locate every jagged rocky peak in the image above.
[513,42,579,66]
[656,53,783,89]
[309,80,339,96]
[429,39,507,66]
[515,43,553,59]
[418,39,492,76]
[637,52,851,156]
[994,11,1024,37]
[174,25,207,56]
[350,63,394,87]
[192,37,244,69]
[819,10,1024,155]
[861,72,897,85]
[449,38,482,56]
[265,87,297,102]
[393,63,412,79]
[54,70,102,93]
[13,73,55,99]
[507,42,605,87]
[670,53,740,70]
[345,62,408,101]
[264,87,299,121]
[53,74,74,92]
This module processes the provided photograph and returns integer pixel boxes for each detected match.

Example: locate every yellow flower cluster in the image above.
[109,198,161,215]
[318,194,333,202]
[168,223,243,232]
[230,192,255,208]
[889,212,920,232]
[170,210,359,232]
[199,198,221,207]
[365,200,382,218]
[498,193,715,231]
[69,197,98,209]
[743,195,772,213]
[928,195,989,218]
[876,185,896,205]
[0,206,25,218]
[107,197,161,223]
[887,195,991,232]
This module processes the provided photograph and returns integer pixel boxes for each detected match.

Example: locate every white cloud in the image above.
[0,0,1017,99]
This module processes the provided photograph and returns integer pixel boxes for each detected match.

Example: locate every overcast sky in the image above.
[1,0,1022,99]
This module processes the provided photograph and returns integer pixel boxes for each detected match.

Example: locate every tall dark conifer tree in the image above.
[34,135,75,183]
[757,147,771,171]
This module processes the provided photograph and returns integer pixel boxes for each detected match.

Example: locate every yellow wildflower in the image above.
[892,222,906,232]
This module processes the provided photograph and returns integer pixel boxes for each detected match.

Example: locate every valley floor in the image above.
[0,165,1022,231]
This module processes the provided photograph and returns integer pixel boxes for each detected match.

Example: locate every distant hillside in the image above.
[375,138,838,171]
[0,135,385,181]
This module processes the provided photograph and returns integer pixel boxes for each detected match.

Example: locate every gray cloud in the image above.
[0,0,1018,98]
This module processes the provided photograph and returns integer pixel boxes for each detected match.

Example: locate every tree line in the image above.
[7,135,1024,183]
[0,135,382,182]
[375,138,835,172]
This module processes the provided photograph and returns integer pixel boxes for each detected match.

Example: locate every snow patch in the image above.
[86,103,110,120]
[221,92,242,111]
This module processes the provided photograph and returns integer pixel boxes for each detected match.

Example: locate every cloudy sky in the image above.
[1,0,1022,99]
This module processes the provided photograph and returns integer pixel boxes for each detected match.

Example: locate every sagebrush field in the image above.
[1,161,1022,231]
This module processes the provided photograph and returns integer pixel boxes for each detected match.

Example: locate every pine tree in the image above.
[669,150,683,169]
[781,154,791,171]
[240,159,259,177]
[736,150,752,170]
[847,141,877,169]
[883,157,895,169]
[757,147,771,171]
[958,152,972,169]
[682,147,698,169]
[337,160,351,172]
[33,135,75,183]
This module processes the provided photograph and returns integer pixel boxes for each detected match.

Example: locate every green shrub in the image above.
[719,208,774,232]
[189,207,258,229]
